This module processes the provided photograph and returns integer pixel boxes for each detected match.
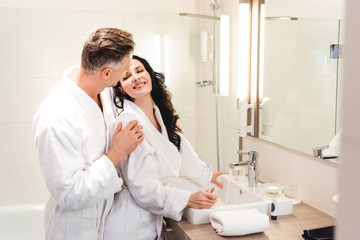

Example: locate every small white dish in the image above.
[261,183,285,195]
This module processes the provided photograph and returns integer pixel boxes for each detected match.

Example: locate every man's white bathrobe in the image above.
[32,68,123,240]
[104,100,211,240]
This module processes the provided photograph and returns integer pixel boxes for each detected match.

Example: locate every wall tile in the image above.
[0,165,48,205]
[218,126,238,172]
[39,33,85,78]
[0,123,38,167]
[0,78,59,123]
[124,13,169,36]
[0,33,43,78]
[82,11,125,34]
[168,0,198,14]
[265,0,345,20]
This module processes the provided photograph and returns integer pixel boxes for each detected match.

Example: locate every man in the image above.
[32,28,143,240]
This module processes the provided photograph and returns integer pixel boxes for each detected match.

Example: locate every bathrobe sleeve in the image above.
[115,108,192,221]
[123,140,191,221]
[34,118,122,210]
[178,134,212,187]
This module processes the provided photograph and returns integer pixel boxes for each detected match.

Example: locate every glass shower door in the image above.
[167,14,220,170]
[195,17,220,170]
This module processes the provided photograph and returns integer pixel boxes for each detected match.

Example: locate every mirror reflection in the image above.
[258,7,344,158]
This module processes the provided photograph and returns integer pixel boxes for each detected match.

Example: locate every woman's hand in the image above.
[187,188,218,209]
[211,171,223,189]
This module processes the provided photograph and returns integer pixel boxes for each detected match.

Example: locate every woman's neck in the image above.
[134,97,161,132]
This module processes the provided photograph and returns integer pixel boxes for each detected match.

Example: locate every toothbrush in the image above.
[206,164,211,193]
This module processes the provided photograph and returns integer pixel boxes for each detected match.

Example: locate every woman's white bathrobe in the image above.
[32,68,123,240]
[104,100,210,240]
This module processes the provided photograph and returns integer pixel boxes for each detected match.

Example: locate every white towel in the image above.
[323,129,342,157]
[209,209,269,236]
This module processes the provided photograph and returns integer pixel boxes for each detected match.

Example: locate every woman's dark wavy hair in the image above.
[113,55,182,151]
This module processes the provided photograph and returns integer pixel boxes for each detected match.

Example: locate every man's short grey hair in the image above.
[81,28,135,74]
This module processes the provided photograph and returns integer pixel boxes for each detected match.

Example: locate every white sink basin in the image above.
[169,174,268,224]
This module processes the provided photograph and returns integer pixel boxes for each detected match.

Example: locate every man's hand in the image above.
[107,120,144,167]
[187,188,218,209]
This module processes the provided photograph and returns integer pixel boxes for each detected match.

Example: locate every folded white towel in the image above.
[209,208,269,236]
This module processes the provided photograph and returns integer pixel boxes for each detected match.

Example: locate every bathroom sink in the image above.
[169,175,268,224]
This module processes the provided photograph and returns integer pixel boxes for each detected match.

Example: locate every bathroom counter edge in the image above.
[165,202,336,240]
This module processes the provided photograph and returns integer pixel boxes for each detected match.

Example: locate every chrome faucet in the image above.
[229,150,259,187]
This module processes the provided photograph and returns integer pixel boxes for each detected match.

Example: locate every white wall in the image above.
[336,0,360,238]
[265,0,345,19]
[0,0,206,206]
[0,0,198,13]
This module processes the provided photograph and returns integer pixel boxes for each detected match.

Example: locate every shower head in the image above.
[209,0,220,11]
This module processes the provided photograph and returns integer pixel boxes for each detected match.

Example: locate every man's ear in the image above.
[102,68,112,79]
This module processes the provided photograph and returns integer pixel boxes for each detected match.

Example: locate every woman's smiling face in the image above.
[119,59,152,100]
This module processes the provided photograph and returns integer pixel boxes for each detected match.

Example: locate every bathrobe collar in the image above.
[122,99,181,178]
[62,67,108,118]
[62,67,117,152]
[123,99,168,138]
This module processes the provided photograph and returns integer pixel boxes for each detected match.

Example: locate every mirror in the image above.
[257,0,345,158]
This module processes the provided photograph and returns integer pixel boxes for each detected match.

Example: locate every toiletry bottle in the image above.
[271,199,277,220]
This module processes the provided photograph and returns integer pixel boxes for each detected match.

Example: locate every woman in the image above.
[104,55,222,240]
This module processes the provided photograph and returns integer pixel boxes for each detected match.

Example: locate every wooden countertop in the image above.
[166,202,336,240]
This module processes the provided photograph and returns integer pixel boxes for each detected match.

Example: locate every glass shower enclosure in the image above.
[128,12,221,170]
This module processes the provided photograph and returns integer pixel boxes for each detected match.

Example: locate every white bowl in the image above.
[261,183,284,194]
